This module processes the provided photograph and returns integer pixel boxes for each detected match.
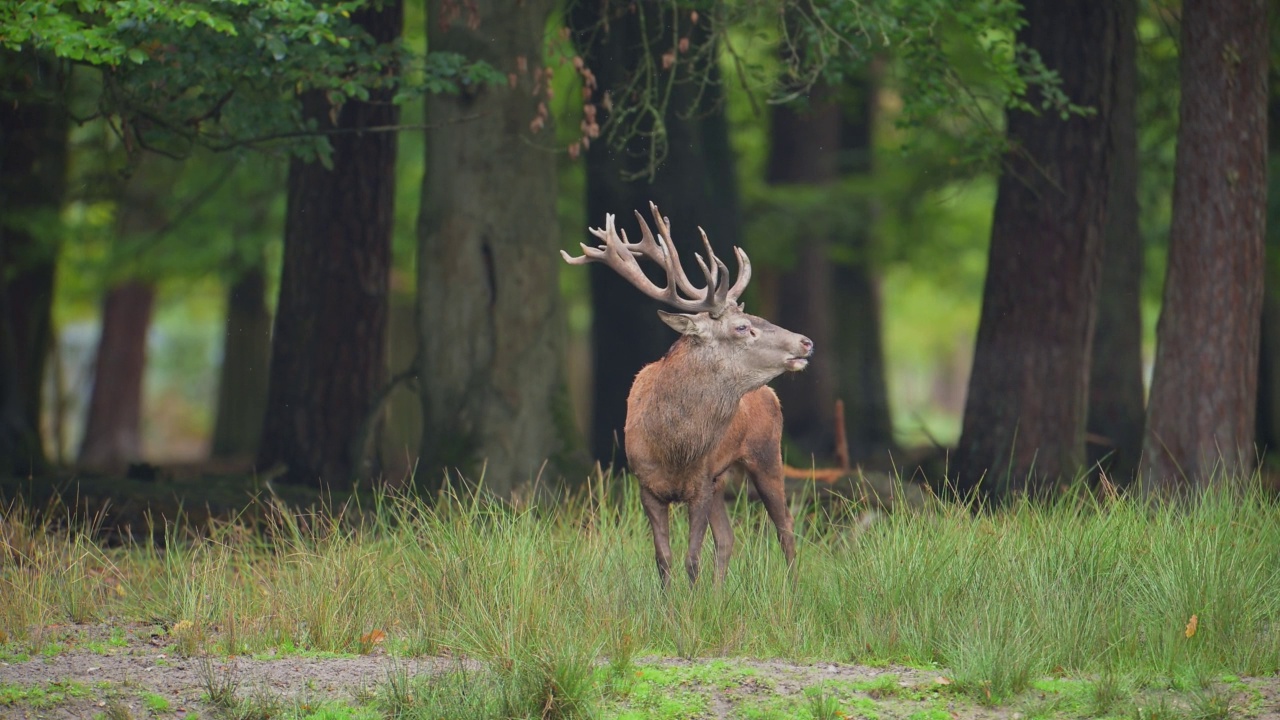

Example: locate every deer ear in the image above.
[657,310,704,337]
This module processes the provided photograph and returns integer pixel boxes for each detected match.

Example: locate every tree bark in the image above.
[1087,0,1145,485]
[954,1,1117,500]
[257,1,401,489]
[0,53,66,478]
[211,265,271,459]
[1258,292,1280,458]
[78,280,155,469]
[77,152,180,471]
[1253,60,1280,460]
[765,87,842,460]
[835,76,895,463]
[419,0,576,497]
[1141,0,1268,493]
[570,3,743,466]
[834,261,895,462]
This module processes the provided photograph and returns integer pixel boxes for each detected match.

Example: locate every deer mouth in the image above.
[785,356,809,371]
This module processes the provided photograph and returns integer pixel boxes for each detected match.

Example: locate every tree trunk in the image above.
[256,1,401,489]
[954,1,1117,500]
[211,265,271,459]
[1140,0,1268,493]
[419,0,576,497]
[78,280,155,469]
[834,262,895,462]
[835,76,895,463]
[1253,61,1280,461]
[570,4,743,466]
[1258,292,1280,459]
[1086,0,1144,485]
[77,152,180,471]
[0,54,65,478]
[766,88,842,461]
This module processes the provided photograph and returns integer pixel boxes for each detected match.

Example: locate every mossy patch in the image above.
[0,679,94,709]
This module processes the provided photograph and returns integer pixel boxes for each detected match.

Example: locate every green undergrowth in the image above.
[3,476,1280,708]
[0,679,95,709]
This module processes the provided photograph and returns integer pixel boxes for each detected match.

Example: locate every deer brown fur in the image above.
[563,203,812,585]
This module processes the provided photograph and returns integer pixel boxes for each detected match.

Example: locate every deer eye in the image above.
[734,323,751,335]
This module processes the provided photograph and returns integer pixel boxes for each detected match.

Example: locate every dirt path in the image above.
[2,650,460,718]
[2,623,1278,719]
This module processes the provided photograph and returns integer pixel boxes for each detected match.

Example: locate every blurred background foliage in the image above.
[0,0,1269,495]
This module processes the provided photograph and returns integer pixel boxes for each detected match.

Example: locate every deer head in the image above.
[562,202,812,391]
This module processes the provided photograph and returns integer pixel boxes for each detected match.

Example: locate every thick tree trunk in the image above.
[1253,65,1280,460]
[1087,0,1144,485]
[77,153,180,471]
[378,293,420,482]
[78,281,155,469]
[1140,0,1268,493]
[766,88,842,460]
[0,54,66,478]
[835,77,895,463]
[0,60,63,476]
[419,0,575,497]
[256,1,401,489]
[834,262,895,461]
[954,1,1117,500]
[211,265,271,459]
[1259,293,1280,458]
[570,4,742,466]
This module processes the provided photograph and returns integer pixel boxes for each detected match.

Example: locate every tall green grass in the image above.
[3,477,1279,702]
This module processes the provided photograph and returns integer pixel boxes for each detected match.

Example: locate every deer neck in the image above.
[633,339,756,469]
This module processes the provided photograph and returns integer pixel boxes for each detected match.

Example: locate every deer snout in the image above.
[784,336,813,372]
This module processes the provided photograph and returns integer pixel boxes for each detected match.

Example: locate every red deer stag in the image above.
[562,203,813,585]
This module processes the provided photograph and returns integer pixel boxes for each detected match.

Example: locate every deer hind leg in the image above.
[639,486,674,587]
[708,480,734,585]
[746,453,796,573]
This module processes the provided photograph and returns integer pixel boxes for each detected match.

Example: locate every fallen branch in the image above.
[782,398,853,483]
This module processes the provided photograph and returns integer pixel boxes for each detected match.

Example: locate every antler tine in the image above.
[694,226,735,310]
[625,208,666,260]
[629,208,701,299]
[563,214,648,282]
[724,246,753,307]
[692,226,722,291]
[644,202,718,300]
[708,253,732,312]
[561,213,623,265]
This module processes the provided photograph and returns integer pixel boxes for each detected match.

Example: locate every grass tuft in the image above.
[1092,671,1131,716]
[1188,686,1237,720]
[101,698,135,720]
[197,656,241,710]
[140,691,171,712]
[803,686,843,720]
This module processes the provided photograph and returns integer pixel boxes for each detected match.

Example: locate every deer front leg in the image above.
[639,486,674,587]
[708,489,734,584]
[684,488,715,584]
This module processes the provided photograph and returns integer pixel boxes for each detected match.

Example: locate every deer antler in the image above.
[561,202,752,317]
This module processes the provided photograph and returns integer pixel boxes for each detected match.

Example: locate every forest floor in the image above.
[6,477,1280,719]
[3,622,1279,720]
